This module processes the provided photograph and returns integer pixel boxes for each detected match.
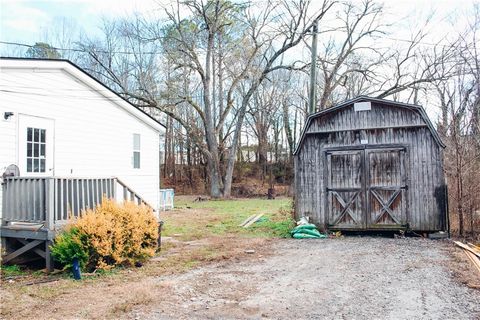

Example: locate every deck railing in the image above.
[1,177,48,224]
[1,177,153,229]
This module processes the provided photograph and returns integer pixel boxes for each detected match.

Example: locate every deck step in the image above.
[1,226,52,240]
[4,222,44,231]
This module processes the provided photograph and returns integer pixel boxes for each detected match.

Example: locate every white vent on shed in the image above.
[354,101,371,112]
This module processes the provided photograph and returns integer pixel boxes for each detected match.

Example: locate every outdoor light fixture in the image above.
[4,112,14,120]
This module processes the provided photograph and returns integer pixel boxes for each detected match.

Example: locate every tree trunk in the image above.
[218,34,224,142]
[172,123,177,184]
[453,118,464,236]
[203,30,223,198]
[282,100,294,158]
[164,117,174,181]
[178,125,184,189]
[274,119,280,163]
[257,125,269,180]
[186,136,194,192]
[223,83,259,197]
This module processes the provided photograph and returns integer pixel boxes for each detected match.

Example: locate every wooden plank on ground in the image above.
[464,250,480,274]
[454,241,480,258]
[467,243,480,253]
[238,214,257,227]
[243,213,264,228]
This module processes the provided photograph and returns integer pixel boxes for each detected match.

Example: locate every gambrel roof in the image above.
[293,96,445,155]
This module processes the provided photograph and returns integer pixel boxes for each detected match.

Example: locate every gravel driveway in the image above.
[132,237,480,320]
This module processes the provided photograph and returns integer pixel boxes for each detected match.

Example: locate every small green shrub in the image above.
[50,227,89,271]
[51,198,159,272]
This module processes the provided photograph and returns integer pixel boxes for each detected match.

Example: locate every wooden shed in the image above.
[294,96,447,232]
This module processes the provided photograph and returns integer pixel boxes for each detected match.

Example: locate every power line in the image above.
[0,88,138,101]
[0,86,207,102]
[1,34,471,58]
[0,41,160,55]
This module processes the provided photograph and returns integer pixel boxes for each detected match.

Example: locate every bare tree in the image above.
[310,0,453,108]
[79,0,334,198]
[435,5,480,237]
[222,0,335,197]
[245,78,280,179]
[315,0,387,109]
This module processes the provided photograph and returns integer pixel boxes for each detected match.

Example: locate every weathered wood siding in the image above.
[294,101,446,232]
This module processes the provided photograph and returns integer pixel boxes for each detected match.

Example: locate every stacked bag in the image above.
[290,219,327,239]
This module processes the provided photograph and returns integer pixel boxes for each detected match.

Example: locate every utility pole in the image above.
[308,20,318,114]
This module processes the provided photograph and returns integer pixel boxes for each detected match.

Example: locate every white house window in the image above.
[133,133,141,169]
[26,127,46,173]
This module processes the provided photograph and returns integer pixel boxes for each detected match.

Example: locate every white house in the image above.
[0,58,164,218]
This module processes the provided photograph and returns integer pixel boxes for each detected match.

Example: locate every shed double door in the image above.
[326,147,407,229]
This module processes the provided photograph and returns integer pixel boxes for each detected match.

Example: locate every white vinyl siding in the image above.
[0,63,161,214]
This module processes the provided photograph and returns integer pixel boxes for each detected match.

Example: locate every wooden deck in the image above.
[1,176,153,271]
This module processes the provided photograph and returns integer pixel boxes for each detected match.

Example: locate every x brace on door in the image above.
[370,189,402,225]
[331,191,359,225]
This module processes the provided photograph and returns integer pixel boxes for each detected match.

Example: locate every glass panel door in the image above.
[18,115,54,176]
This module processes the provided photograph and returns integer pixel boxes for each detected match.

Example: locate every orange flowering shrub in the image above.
[52,198,158,271]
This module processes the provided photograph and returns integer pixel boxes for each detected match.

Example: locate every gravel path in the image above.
[132,237,480,320]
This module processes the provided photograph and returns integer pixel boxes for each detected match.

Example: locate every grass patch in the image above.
[1,265,26,277]
[162,197,294,241]
[0,265,45,279]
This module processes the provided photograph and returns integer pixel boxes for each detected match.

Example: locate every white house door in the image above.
[18,115,54,176]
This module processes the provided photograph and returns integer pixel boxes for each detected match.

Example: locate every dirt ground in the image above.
[2,199,479,320]
[128,237,480,320]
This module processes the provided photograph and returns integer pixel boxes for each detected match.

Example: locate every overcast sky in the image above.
[0,0,474,46]
[0,0,160,44]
